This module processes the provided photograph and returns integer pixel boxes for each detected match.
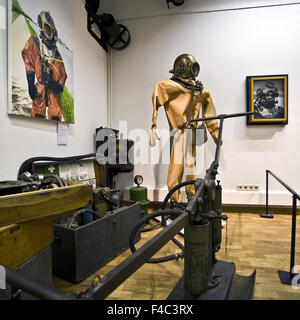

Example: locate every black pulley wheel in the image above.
[108,24,130,50]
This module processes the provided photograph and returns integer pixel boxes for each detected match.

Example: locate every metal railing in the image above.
[262,170,299,285]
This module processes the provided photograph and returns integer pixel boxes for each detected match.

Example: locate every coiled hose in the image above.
[140,180,196,232]
[161,180,196,226]
[43,174,67,187]
[129,209,185,263]
[67,209,100,228]
[129,180,197,263]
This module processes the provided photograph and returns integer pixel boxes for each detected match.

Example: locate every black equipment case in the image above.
[52,201,141,283]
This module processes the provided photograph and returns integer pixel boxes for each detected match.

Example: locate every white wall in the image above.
[101,0,300,20]
[102,0,300,205]
[0,0,107,180]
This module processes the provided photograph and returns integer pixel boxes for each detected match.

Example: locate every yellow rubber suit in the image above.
[151,79,220,203]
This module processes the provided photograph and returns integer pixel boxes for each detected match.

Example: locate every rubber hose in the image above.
[17,154,96,180]
[161,180,196,227]
[129,209,184,264]
[59,177,68,186]
[67,208,100,228]
[44,174,64,187]
[140,222,184,250]
[138,181,196,255]
[140,180,196,235]
[140,222,162,233]
[162,180,196,211]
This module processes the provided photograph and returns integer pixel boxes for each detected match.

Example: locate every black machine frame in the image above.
[1,111,256,300]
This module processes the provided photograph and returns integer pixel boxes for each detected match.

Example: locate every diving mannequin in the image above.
[150,54,221,204]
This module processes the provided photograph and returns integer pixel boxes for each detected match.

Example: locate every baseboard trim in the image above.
[221,203,300,215]
[148,201,300,215]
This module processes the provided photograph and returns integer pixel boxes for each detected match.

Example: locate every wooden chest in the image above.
[0,184,93,269]
[0,217,53,269]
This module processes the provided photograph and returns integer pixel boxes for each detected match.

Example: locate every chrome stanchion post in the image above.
[261,170,274,218]
[278,194,299,284]
[289,194,297,278]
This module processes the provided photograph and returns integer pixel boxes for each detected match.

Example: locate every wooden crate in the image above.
[0,184,93,228]
[0,217,53,269]
[0,184,93,269]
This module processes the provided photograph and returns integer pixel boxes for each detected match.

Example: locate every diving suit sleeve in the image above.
[22,36,38,100]
[59,58,67,87]
[26,71,38,100]
[151,80,174,128]
[57,55,67,92]
[48,54,67,94]
[202,88,220,144]
[49,53,67,94]
[152,82,163,128]
[21,36,37,74]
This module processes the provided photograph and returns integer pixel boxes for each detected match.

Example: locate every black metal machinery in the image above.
[1,111,257,300]
[129,111,257,299]
[166,0,185,9]
[85,0,131,52]
[95,127,134,189]
[0,172,68,197]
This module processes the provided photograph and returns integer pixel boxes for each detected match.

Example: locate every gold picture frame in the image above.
[246,75,288,125]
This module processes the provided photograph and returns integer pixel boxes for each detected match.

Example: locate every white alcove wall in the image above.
[103,0,300,205]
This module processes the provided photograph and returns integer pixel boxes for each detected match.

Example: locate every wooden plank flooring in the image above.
[53,212,300,300]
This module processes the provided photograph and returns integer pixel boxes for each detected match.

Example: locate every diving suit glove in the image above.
[49,80,63,94]
[150,127,160,147]
[26,71,38,100]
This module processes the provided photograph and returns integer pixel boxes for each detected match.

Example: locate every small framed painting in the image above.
[246,75,288,125]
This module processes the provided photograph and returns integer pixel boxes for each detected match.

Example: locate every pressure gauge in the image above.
[134,175,143,187]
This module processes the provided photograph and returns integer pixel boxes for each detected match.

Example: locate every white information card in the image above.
[57,122,69,145]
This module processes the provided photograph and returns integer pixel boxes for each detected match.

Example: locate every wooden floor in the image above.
[53,212,300,300]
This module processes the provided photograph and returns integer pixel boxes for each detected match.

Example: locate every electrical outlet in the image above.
[237,184,259,191]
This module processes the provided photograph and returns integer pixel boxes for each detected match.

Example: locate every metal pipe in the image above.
[188,111,254,124]
[83,211,189,300]
[267,170,300,201]
[185,178,206,217]
[214,116,224,165]
[261,170,273,218]
[265,170,299,284]
[4,266,77,300]
[290,194,297,277]
[266,170,269,216]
